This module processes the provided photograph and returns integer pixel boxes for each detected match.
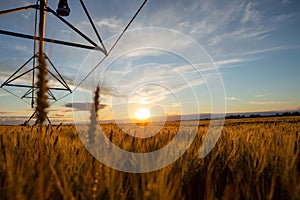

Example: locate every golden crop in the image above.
[0,117,299,200]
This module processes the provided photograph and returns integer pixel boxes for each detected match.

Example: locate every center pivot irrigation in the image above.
[0,0,149,124]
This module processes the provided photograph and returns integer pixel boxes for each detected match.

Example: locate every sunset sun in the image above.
[135,109,151,120]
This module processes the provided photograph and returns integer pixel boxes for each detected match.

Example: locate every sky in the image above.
[0,0,300,124]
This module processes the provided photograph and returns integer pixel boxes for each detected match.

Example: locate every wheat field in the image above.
[0,117,299,200]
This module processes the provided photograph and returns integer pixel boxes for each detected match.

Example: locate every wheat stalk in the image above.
[35,52,49,200]
[88,85,100,146]
[36,53,49,126]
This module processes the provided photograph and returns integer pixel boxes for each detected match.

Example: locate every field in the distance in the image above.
[0,117,299,200]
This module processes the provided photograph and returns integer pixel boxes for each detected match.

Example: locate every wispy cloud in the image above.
[270,13,294,22]
[241,46,299,56]
[248,101,289,105]
[255,93,268,98]
[95,17,123,34]
[142,0,297,63]
[226,96,239,101]
[240,2,260,24]
[0,93,9,97]
[215,58,246,67]
[98,61,212,106]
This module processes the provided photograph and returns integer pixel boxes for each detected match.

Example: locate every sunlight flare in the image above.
[135,108,151,120]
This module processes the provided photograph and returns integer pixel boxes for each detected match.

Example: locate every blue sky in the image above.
[0,0,300,124]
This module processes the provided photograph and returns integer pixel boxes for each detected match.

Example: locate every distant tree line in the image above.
[225,111,300,119]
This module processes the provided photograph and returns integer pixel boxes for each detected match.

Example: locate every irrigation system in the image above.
[0,0,148,124]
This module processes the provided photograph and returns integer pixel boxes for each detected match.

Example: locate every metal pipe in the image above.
[5,83,70,91]
[0,5,37,15]
[79,0,107,55]
[0,30,100,50]
[39,0,47,61]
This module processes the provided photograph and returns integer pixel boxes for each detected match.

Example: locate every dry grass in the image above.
[0,117,299,199]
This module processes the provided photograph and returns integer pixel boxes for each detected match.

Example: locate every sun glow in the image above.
[135,109,151,120]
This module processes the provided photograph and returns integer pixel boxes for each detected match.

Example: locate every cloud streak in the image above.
[226,97,239,101]
[255,93,268,98]
[135,0,296,63]
[248,101,289,105]
[65,102,107,111]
